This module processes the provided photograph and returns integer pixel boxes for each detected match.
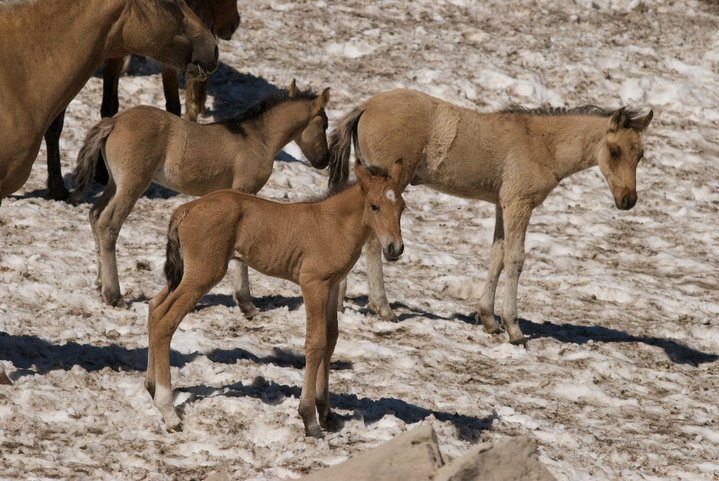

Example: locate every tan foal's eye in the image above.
[370,204,379,212]
[609,148,619,159]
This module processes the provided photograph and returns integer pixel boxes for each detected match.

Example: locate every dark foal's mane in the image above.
[321,164,390,199]
[502,104,647,129]
[217,88,320,136]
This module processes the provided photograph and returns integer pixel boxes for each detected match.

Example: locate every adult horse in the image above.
[0,0,218,203]
[44,0,241,200]
[328,89,653,345]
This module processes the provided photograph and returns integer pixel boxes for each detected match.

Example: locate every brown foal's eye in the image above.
[371,204,379,211]
[609,148,619,158]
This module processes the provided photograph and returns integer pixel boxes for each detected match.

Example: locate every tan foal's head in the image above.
[598,107,653,210]
[356,159,406,262]
[289,80,331,169]
[121,0,218,80]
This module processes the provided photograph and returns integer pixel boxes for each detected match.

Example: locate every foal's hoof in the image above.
[103,291,127,309]
[508,333,527,346]
[45,186,70,203]
[239,302,258,319]
[320,412,341,432]
[305,424,324,438]
[476,313,501,334]
[371,302,398,323]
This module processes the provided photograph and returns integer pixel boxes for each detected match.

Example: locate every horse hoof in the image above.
[45,187,70,202]
[509,334,527,346]
[371,303,398,322]
[320,412,341,432]
[238,302,258,319]
[305,425,324,438]
[476,313,501,334]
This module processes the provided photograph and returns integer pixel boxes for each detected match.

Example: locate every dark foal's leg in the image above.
[44,110,70,201]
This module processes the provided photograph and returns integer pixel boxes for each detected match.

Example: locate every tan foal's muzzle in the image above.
[615,187,637,210]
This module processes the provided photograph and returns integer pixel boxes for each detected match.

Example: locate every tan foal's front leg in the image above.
[299,282,331,437]
[365,234,397,322]
[477,205,504,334]
[499,201,533,345]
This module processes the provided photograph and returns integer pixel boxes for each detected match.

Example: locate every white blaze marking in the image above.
[385,189,396,203]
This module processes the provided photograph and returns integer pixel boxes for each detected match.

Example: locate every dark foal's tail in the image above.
[164,206,190,292]
[328,107,364,189]
[70,118,115,204]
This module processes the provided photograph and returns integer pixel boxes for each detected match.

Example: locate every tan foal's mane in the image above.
[217,87,325,136]
[501,104,648,130]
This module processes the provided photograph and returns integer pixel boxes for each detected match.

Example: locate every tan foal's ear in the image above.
[608,107,627,132]
[289,79,299,97]
[354,161,371,192]
[313,87,330,112]
[636,109,653,131]
[389,158,403,184]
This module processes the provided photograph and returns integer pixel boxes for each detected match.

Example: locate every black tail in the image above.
[164,207,189,292]
[71,118,115,203]
[328,107,364,188]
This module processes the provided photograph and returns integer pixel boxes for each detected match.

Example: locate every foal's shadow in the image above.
[345,296,718,366]
[179,378,495,442]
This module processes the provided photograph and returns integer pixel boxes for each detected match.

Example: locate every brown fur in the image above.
[72,81,331,309]
[329,89,653,344]
[0,0,217,201]
[145,161,406,437]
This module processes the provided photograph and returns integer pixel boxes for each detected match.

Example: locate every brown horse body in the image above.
[43,0,239,201]
[146,161,405,436]
[72,83,331,309]
[329,89,653,344]
[0,0,217,202]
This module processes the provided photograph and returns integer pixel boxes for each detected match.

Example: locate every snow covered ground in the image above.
[1,0,718,479]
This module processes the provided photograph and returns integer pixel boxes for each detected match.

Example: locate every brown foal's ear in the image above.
[289,79,299,97]
[636,109,653,131]
[313,87,330,112]
[609,107,627,132]
[354,161,371,191]
[389,158,403,184]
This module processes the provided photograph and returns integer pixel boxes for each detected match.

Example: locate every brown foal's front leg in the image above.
[315,283,339,430]
[477,205,505,334]
[299,282,331,437]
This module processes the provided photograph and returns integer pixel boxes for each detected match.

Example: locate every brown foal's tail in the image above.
[328,107,364,188]
[164,206,190,292]
[70,118,115,203]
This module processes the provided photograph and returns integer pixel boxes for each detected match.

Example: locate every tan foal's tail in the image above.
[164,206,190,292]
[70,118,115,204]
[328,107,364,188]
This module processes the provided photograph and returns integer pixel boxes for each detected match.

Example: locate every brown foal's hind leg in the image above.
[232,260,258,318]
[146,285,171,398]
[477,205,505,334]
[316,283,339,431]
[299,282,331,438]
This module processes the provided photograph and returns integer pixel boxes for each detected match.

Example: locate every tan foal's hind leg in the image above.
[499,201,533,345]
[299,282,332,438]
[316,283,339,431]
[335,277,347,312]
[477,205,505,334]
[231,260,258,318]
[365,234,397,322]
[89,179,117,291]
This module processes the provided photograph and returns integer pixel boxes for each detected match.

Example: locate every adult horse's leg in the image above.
[232,260,258,318]
[365,234,397,322]
[499,201,533,345]
[299,282,330,438]
[477,205,505,334]
[316,282,339,430]
[96,57,127,185]
[184,78,208,122]
[160,65,182,117]
[44,110,69,201]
